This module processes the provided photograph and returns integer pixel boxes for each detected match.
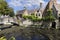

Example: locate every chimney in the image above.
[24,6,27,10]
[39,2,43,10]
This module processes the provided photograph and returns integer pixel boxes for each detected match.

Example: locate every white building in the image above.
[0,15,16,25]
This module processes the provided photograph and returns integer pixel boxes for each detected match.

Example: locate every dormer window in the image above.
[39,14,40,16]
[37,10,39,12]
[36,13,40,16]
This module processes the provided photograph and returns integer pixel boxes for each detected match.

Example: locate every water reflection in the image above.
[16,35,49,40]
[16,36,24,40]
[31,35,49,40]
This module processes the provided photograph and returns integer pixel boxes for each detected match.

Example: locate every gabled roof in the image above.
[16,9,39,15]
[42,0,60,16]
[17,9,26,15]
[42,2,49,16]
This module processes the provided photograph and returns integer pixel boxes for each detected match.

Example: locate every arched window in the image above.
[37,10,39,12]
[36,13,40,16]
[36,14,37,16]
[39,13,40,16]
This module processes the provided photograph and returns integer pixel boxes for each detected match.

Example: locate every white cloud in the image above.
[9,0,22,6]
[8,0,45,7]
[57,1,60,4]
[57,0,60,4]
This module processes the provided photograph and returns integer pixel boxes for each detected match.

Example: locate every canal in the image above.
[0,26,59,40]
[15,33,49,40]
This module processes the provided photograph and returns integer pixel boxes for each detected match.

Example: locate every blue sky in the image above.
[6,0,60,13]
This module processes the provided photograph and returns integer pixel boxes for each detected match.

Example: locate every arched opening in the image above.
[59,17,60,22]
[51,22,56,28]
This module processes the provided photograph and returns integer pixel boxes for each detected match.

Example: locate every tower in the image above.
[24,6,27,10]
[40,2,42,9]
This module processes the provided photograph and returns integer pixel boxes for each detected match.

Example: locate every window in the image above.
[36,14,37,16]
[36,13,40,16]
[39,14,40,16]
[37,10,39,12]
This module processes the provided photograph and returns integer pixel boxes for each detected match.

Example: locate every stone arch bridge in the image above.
[0,27,60,40]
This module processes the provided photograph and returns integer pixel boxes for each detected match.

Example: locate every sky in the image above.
[6,0,60,13]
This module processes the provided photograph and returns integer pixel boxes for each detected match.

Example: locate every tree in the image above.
[0,36,16,40]
[0,36,7,40]
[0,0,15,17]
[9,36,16,40]
[8,7,15,17]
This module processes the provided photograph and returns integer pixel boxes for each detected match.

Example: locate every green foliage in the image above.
[22,15,28,19]
[9,36,16,40]
[31,13,35,15]
[0,36,16,40]
[43,9,55,21]
[0,0,15,17]
[0,36,7,40]
[9,8,15,17]
[23,14,42,22]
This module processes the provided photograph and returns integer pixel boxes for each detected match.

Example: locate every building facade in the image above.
[0,15,17,24]
[16,0,60,29]
[42,0,60,29]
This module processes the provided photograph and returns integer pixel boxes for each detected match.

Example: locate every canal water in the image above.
[0,26,50,40]
[15,34,49,40]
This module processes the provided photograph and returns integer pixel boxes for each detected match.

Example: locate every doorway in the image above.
[59,17,60,22]
[51,22,56,28]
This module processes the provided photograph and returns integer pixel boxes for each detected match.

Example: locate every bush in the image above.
[22,14,42,22]
[22,15,28,19]
[0,36,7,40]
[0,36,16,40]
[42,16,55,21]
[9,36,16,40]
